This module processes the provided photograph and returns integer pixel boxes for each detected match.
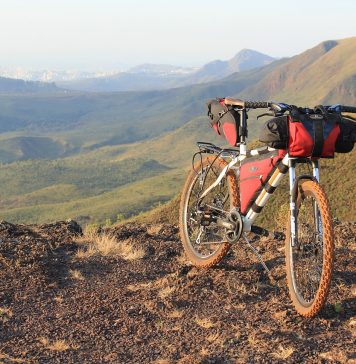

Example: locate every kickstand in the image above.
[242,233,275,283]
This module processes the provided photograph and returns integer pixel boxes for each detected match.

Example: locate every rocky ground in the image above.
[0,220,355,363]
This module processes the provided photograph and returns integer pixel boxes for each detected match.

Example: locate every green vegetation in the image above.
[0,136,69,163]
[0,169,183,225]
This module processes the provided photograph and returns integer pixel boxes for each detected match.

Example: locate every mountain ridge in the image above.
[57,49,276,92]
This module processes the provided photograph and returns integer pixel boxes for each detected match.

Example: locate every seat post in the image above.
[239,109,248,156]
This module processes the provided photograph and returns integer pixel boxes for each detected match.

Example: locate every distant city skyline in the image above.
[0,0,355,70]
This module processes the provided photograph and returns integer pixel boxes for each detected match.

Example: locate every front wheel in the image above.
[285,180,334,317]
[179,156,239,268]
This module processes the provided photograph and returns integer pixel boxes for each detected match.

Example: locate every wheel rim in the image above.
[183,163,232,259]
[290,193,324,306]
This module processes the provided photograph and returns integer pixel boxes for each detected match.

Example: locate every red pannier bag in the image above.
[240,150,286,214]
[288,108,340,158]
[259,106,341,158]
[206,98,240,146]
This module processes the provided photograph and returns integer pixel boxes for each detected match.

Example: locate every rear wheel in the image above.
[285,180,334,317]
[179,156,239,268]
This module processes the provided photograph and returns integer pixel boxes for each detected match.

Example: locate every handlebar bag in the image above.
[259,106,342,158]
[258,115,289,149]
[207,99,240,146]
[335,117,356,153]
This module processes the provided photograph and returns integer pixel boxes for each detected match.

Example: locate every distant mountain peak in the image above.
[228,49,275,71]
[192,48,276,81]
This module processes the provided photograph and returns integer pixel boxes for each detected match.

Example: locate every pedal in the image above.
[251,225,269,237]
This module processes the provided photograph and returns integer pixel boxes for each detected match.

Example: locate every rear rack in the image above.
[197,142,278,158]
[197,142,239,158]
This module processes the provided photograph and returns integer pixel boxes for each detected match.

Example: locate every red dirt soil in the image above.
[0,220,355,363]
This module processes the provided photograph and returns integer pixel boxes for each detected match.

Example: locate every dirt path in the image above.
[0,220,355,363]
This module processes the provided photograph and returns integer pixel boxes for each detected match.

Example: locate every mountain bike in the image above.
[179,98,356,317]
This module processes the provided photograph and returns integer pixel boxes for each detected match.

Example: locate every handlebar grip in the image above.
[245,101,270,109]
[340,105,356,113]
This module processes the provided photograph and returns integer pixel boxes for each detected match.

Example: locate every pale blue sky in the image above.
[0,0,355,70]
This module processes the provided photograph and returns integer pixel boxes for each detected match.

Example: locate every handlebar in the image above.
[329,104,356,114]
[223,97,356,115]
[244,101,270,109]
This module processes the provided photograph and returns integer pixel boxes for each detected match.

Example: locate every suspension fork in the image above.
[289,159,298,247]
[312,161,322,235]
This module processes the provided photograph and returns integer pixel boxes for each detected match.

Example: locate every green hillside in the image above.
[0,136,69,163]
[0,169,183,225]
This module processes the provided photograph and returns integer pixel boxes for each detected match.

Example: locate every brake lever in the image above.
[257,112,274,119]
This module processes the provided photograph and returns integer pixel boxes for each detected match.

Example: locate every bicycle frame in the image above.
[198,108,321,241]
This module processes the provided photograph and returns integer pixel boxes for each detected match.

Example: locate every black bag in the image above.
[335,117,356,153]
[258,115,288,149]
[207,99,240,146]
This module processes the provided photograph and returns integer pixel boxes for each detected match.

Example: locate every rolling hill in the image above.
[0,76,58,93]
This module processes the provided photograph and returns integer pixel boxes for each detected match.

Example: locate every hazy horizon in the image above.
[0,0,355,71]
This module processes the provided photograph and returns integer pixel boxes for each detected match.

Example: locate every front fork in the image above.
[288,160,320,247]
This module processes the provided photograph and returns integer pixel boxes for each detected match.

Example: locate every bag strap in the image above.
[311,105,327,157]
[312,118,324,157]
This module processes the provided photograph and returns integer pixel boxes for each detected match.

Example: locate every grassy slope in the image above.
[0,117,217,224]
[238,37,356,105]
[0,169,183,224]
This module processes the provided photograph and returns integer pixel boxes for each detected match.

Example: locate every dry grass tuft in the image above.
[195,317,215,329]
[167,309,184,319]
[75,245,97,259]
[158,286,175,299]
[39,338,70,352]
[74,229,145,260]
[127,282,152,292]
[272,345,295,360]
[0,307,13,322]
[69,269,85,281]
[0,352,25,363]
[119,240,146,260]
[53,296,63,303]
[147,224,163,236]
[152,359,173,364]
[176,253,188,265]
[206,332,221,343]
[319,350,347,362]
